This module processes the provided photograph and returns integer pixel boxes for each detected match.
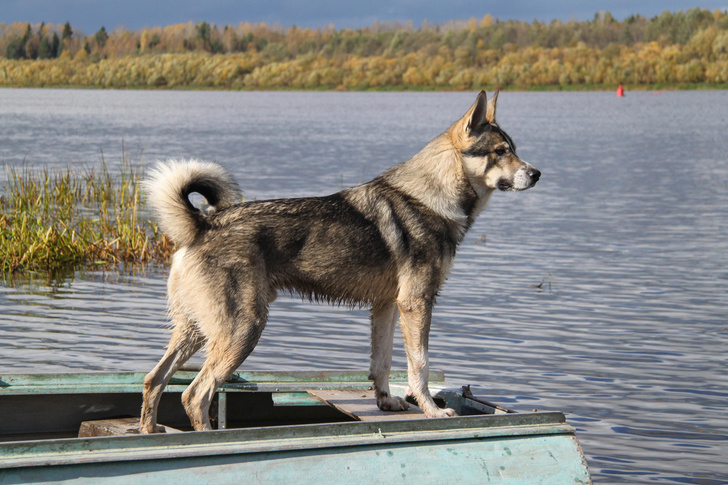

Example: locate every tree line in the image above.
[1,8,727,89]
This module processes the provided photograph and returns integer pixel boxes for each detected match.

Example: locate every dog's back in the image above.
[144,153,472,309]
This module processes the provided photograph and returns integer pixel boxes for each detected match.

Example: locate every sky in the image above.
[3,0,728,34]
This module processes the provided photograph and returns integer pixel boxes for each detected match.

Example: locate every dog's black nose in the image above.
[529,169,541,183]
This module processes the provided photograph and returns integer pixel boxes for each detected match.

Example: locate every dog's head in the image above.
[453,91,540,194]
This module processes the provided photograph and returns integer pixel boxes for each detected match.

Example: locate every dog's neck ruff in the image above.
[384,140,481,240]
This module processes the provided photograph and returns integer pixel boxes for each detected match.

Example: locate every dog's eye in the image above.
[495,147,507,156]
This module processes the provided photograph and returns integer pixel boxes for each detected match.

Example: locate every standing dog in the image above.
[140,91,540,432]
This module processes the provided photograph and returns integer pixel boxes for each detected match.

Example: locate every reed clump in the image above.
[0,158,175,280]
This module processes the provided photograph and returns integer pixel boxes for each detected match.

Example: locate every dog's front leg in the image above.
[369,302,409,412]
[397,294,457,418]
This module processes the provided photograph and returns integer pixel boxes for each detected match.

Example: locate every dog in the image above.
[140,90,540,432]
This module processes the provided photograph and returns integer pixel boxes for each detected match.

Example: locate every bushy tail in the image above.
[143,159,240,247]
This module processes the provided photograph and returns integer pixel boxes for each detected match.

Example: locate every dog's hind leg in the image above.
[369,302,409,412]
[140,316,204,433]
[181,299,268,431]
[397,293,457,418]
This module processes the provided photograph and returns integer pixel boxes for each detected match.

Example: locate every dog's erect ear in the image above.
[466,91,488,134]
[485,89,499,124]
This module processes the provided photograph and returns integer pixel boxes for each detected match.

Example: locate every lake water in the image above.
[1,88,727,483]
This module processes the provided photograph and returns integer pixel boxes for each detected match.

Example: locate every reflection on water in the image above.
[1,89,727,484]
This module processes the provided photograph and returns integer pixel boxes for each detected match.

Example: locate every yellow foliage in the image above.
[73,49,88,62]
[139,29,149,52]
[480,15,494,28]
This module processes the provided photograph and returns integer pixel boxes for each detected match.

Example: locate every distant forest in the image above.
[1,8,728,90]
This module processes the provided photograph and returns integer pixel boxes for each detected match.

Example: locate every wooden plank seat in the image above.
[307,389,425,421]
[78,417,182,437]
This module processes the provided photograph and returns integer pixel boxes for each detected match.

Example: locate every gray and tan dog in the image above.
[140,91,540,433]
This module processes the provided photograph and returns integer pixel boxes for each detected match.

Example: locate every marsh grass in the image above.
[0,155,175,282]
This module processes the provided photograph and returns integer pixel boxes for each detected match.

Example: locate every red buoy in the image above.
[616,83,625,97]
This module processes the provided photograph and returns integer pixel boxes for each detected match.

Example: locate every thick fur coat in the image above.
[140,91,540,432]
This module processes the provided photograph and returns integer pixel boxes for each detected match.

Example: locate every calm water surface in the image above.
[1,89,727,484]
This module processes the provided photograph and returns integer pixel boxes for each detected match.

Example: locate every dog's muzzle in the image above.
[501,166,541,191]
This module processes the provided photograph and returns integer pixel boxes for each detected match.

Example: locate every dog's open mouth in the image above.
[497,180,513,191]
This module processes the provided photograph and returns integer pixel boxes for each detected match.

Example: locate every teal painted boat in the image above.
[0,370,591,484]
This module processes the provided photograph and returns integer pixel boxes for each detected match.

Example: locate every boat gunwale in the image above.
[0,370,442,395]
[0,370,443,387]
[0,413,574,469]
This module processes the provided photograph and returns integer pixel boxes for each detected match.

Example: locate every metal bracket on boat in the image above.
[217,391,228,429]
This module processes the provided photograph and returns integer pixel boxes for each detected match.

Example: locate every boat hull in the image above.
[0,371,591,484]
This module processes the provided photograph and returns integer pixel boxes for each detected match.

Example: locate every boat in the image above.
[0,370,591,483]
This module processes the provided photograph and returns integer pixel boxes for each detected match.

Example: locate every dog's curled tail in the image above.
[144,159,241,247]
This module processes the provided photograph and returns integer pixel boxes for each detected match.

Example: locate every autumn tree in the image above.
[95,27,108,48]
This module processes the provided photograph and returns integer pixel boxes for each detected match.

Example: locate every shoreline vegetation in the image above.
[1,9,728,91]
[0,157,175,283]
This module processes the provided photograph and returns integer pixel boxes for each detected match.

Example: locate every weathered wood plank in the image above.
[78,418,181,437]
[307,389,425,421]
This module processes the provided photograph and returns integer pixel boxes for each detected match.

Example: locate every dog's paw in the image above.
[377,394,410,412]
[424,407,457,418]
[139,423,167,434]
